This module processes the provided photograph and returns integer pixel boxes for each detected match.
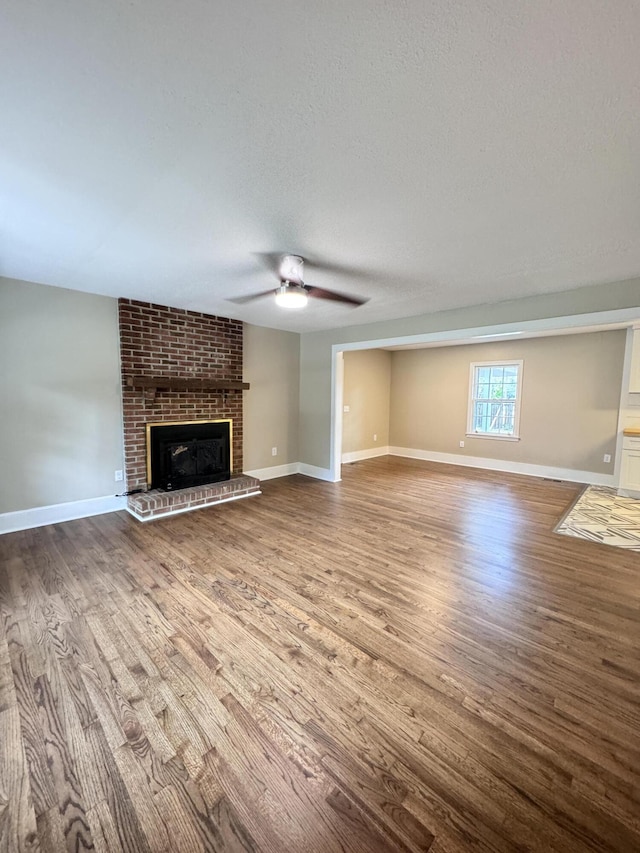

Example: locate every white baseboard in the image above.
[7,449,601,535]
[244,462,299,481]
[246,462,338,482]
[617,487,640,498]
[297,463,338,482]
[388,446,615,487]
[342,446,390,464]
[0,494,127,535]
[0,459,338,533]
[249,462,341,484]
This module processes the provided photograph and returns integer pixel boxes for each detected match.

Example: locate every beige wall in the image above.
[0,278,124,513]
[389,331,625,474]
[299,277,640,471]
[342,350,391,453]
[243,323,300,472]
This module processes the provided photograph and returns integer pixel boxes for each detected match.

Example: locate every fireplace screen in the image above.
[146,419,232,490]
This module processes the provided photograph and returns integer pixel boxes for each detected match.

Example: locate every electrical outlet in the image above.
[343,405,350,413]
[373,434,377,442]
[603,453,612,463]
[271,446,277,456]
[114,470,123,482]
[459,440,465,448]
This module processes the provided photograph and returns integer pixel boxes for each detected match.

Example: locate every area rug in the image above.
[555,485,640,551]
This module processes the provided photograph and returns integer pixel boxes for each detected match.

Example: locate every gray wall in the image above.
[342,350,391,453]
[0,281,304,514]
[389,332,625,474]
[243,323,300,471]
[0,278,124,513]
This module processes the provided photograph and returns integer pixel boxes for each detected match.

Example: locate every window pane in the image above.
[470,363,520,436]
[489,401,515,433]
[473,400,516,434]
[502,402,515,432]
[474,401,496,432]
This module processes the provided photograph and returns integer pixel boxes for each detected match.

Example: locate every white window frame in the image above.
[466,360,523,441]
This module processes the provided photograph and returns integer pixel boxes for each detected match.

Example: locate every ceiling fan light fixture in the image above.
[275,282,308,309]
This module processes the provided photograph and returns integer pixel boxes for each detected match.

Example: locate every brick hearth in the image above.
[127,475,261,521]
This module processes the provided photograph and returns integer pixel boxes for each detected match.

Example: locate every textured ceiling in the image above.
[1,0,639,332]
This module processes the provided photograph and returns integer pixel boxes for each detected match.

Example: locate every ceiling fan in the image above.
[230,254,369,310]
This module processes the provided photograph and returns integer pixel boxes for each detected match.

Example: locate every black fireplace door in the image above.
[148,421,231,490]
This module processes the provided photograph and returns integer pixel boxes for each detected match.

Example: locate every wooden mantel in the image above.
[126,376,249,402]
[126,376,249,391]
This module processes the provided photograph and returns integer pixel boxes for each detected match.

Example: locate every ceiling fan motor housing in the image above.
[279,254,304,283]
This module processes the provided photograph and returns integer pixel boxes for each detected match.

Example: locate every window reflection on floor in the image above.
[459,486,524,592]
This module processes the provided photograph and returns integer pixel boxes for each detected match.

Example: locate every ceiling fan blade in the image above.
[306,286,368,306]
[253,252,374,283]
[226,288,275,304]
[253,252,289,276]
[301,256,375,280]
[253,252,306,283]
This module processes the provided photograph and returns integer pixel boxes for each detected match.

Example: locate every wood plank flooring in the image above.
[1,456,639,852]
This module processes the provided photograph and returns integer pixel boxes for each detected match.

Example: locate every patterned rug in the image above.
[555,485,640,551]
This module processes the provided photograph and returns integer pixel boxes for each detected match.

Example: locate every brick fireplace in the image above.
[118,299,260,519]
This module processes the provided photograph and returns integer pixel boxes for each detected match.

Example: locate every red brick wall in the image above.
[118,299,244,490]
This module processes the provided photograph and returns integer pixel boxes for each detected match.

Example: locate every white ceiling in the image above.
[1,1,639,333]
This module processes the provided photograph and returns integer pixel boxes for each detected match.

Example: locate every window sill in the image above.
[465,433,520,442]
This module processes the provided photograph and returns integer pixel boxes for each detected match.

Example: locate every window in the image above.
[467,360,523,439]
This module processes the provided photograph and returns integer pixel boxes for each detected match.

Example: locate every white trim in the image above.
[388,447,614,487]
[126,490,260,522]
[467,359,523,439]
[335,307,640,353]
[331,351,345,482]
[298,463,338,482]
[342,446,390,464]
[465,433,520,441]
[244,463,299,481]
[0,495,127,535]
[614,327,637,488]
[246,462,342,482]
[617,487,640,498]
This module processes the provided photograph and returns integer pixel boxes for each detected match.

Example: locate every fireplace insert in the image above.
[146,419,231,490]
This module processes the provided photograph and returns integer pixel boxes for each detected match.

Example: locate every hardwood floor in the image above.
[1,456,639,852]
